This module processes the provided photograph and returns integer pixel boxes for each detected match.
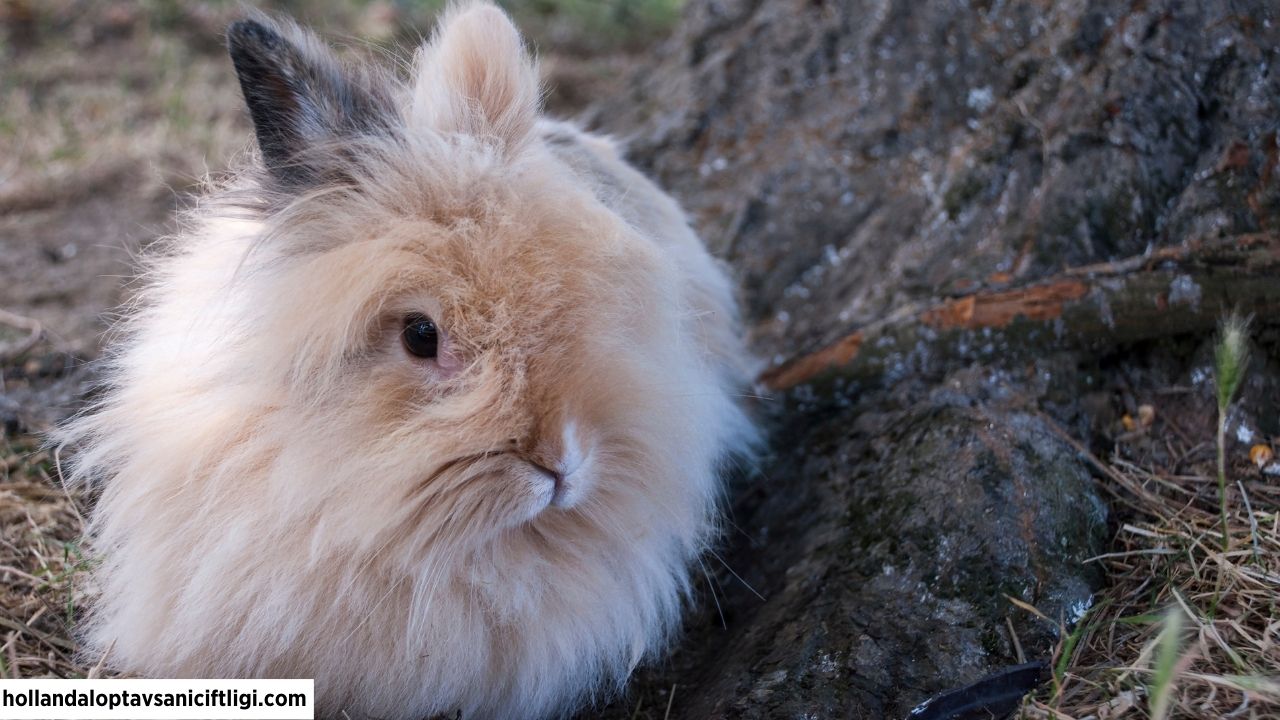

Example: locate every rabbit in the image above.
[54,2,757,719]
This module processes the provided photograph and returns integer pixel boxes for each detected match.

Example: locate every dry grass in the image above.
[1018,412,1280,719]
[0,432,91,678]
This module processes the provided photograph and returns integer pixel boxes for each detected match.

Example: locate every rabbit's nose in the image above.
[523,457,569,507]
[526,459,564,488]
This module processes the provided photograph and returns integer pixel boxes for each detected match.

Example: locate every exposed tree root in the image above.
[761,232,1280,391]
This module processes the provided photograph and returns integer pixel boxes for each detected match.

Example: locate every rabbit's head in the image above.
[60,3,755,717]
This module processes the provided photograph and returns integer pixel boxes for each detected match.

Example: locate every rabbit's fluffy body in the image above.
[58,5,754,719]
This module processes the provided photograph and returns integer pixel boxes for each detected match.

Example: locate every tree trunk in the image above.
[586,0,1280,717]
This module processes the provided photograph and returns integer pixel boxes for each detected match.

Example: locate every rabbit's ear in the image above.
[227,17,394,188]
[411,3,540,151]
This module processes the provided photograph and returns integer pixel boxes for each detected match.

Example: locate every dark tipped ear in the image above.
[227,17,393,188]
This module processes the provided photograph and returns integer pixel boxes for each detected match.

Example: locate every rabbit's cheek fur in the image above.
[54,3,759,719]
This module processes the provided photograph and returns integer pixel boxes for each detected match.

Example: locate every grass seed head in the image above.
[1213,313,1252,413]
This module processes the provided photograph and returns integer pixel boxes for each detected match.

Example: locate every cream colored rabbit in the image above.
[57,3,756,718]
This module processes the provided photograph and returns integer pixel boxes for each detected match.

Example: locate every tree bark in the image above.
[587,0,1280,716]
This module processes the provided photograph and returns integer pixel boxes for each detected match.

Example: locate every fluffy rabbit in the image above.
[56,2,756,718]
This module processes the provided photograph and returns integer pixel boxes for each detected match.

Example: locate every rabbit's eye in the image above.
[402,314,439,359]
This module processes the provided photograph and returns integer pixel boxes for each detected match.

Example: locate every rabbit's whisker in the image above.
[411,449,506,496]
